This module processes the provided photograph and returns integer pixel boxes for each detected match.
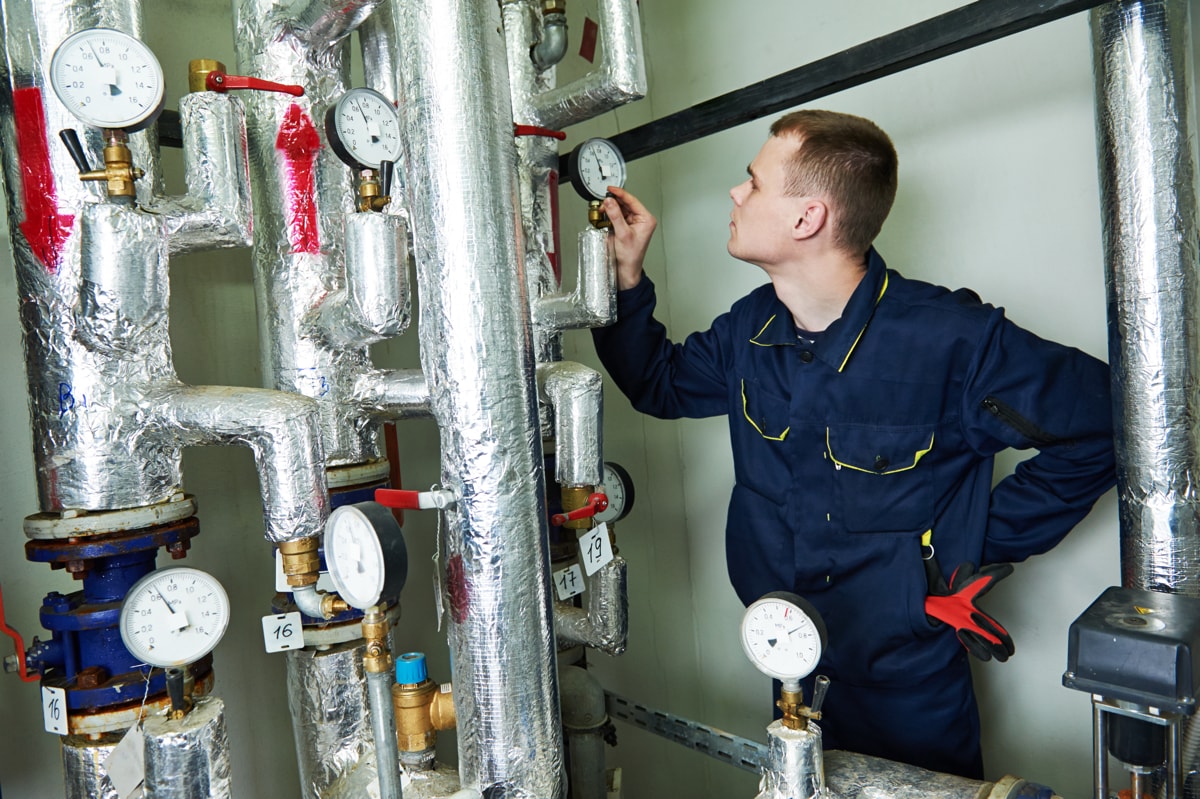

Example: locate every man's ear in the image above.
[793,199,828,241]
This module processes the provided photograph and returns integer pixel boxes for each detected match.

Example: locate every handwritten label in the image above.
[42,685,68,734]
[553,564,585,600]
[262,612,303,653]
[579,523,614,576]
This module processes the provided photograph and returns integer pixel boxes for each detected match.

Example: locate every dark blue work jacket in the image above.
[593,249,1115,688]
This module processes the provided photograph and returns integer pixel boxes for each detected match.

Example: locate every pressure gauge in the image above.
[49,28,165,131]
[325,88,401,170]
[120,568,230,668]
[595,461,635,524]
[567,137,627,201]
[740,592,827,683]
[324,501,408,610]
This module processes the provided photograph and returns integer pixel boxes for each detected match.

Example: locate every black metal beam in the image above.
[561,0,1108,181]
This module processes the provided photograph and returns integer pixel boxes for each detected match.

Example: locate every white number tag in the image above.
[42,685,68,734]
[579,523,614,576]
[553,564,585,600]
[262,611,303,653]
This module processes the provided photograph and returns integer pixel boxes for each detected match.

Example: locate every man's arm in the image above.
[592,188,729,420]
[959,312,1116,563]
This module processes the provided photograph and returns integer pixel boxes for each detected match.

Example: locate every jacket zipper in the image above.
[981,396,1065,448]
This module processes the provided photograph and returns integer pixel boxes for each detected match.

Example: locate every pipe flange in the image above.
[326,459,391,489]
[290,602,402,649]
[24,495,197,541]
[62,667,215,736]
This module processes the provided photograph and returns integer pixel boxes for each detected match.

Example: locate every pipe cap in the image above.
[396,651,427,684]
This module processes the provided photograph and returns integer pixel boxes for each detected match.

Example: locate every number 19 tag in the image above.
[262,611,303,653]
[579,523,614,576]
[42,685,68,734]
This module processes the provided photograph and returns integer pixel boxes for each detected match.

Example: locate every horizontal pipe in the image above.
[560,0,1108,180]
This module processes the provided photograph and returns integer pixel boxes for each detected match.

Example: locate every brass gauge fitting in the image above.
[277,537,321,588]
[776,685,822,731]
[70,130,144,201]
[560,485,596,531]
[587,200,612,230]
[357,168,391,213]
[362,606,393,675]
[542,0,567,13]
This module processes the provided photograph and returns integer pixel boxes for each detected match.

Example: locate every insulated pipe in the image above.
[142,697,232,799]
[316,213,412,348]
[351,369,432,419]
[146,385,327,543]
[1091,0,1200,594]
[537,361,604,486]
[359,1,398,107]
[395,0,566,795]
[234,0,389,468]
[533,226,617,331]
[559,666,609,799]
[554,556,628,655]
[527,0,647,130]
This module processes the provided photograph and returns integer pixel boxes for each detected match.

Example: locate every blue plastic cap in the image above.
[396,651,428,684]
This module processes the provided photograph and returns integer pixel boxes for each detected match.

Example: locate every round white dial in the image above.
[120,568,229,668]
[325,88,401,170]
[49,28,165,131]
[740,592,826,683]
[325,505,387,609]
[595,461,634,524]
[569,138,626,201]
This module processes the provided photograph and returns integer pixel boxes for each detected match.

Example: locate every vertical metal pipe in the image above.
[394,0,565,795]
[367,669,403,799]
[1092,0,1200,594]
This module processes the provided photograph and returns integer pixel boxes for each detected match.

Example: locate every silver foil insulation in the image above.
[823,750,1000,798]
[555,557,629,656]
[61,735,121,799]
[287,642,379,799]
[0,3,328,542]
[142,697,232,799]
[395,0,566,795]
[756,721,826,799]
[1091,0,1200,593]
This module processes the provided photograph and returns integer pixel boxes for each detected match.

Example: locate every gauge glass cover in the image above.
[326,88,401,170]
[325,505,387,609]
[120,568,230,668]
[595,461,634,524]
[570,138,626,201]
[740,592,825,682]
[49,28,165,131]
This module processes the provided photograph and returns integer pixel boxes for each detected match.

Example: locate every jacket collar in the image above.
[747,248,889,373]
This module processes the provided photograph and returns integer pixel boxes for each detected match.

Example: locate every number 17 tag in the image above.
[579,523,614,576]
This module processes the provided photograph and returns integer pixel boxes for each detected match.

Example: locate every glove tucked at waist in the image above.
[924,561,1015,663]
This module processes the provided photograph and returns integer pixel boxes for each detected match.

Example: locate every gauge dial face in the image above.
[740,592,826,682]
[595,461,635,524]
[325,505,387,609]
[569,138,627,201]
[325,88,401,170]
[49,28,165,131]
[120,568,230,668]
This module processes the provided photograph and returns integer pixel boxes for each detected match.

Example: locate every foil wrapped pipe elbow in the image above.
[142,697,232,799]
[145,384,328,542]
[537,361,603,486]
[532,227,617,332]
[318,212,412,348]
[154,91,254,254]
[529,0,647,130]
[555,557,627,656]
[351,368,433,420]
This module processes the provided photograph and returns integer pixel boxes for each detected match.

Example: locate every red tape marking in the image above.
[14,87,73,272]
[275,104,322,254]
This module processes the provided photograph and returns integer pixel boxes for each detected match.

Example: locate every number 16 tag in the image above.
[579,523,614,576]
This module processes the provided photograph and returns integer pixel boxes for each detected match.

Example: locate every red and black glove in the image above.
[924,561,1015,662]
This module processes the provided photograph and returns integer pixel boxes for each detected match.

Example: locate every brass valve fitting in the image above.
[357,170,391,213]
[361,606,393,675]
[188,59,225,93]
[322,593,351,618]
[277,537,321,588]
[392,679,457,752]
[560,485,596,531]
[587,200,612,230]
[75,131,143,201]
[776,686,821,731]
[542,0,567,14]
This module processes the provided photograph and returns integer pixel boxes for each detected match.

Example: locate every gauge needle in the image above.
[88,43,121,97]
[592,153,607,179]
[358,103,380,143]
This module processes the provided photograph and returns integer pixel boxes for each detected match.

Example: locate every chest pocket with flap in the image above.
[825,424,935,533]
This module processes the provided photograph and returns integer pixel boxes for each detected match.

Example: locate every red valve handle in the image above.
[375,488,422,510]
[206,70,305,97]
[550,492,609,526]
[514,124,566,140]
[0,584,40,683]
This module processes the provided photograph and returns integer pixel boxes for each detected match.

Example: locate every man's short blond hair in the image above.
[770,110,898,257]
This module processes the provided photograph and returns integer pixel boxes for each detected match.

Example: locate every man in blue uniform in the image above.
[591,110,1115,778]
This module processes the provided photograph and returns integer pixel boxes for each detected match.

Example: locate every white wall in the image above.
[0,2,1187,798]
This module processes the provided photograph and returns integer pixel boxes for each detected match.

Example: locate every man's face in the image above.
[727,134,810,268]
